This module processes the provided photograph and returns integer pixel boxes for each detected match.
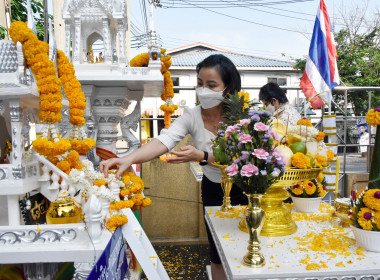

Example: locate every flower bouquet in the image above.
[211,92,286,267]
[347,108,380,252]
[288,179,327,213]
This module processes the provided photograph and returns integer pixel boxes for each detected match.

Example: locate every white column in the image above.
[73,17,81,64]
[64,20,71,60]
[102,18,112,63]
[117,19,127,64]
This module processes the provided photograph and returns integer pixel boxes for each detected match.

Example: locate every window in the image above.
[172,77,179,93]
[267,77,287,93]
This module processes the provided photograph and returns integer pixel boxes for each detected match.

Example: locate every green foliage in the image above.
[0,0,51,41]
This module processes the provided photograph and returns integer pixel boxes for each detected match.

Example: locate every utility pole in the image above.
[43,0,48,42]
[148,0,161,47]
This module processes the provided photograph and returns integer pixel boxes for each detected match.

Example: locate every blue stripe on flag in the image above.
[308,16,332,89]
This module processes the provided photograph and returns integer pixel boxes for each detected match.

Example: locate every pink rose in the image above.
[241,163,259,177]
[273,148,285,161]
[239,119,251,126]
[254,122,269,131]
[225,125,240,136]
[225,163,239,176]
[269,130,281,142]
[239,133,253,143]
[253,148,269,159]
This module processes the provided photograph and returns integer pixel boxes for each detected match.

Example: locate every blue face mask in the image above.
[196,87,225,109]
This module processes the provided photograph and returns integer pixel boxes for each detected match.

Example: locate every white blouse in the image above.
[272,103,301,126]
[155,105,222,183]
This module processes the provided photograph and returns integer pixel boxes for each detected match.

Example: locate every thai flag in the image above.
[300,0,339,110]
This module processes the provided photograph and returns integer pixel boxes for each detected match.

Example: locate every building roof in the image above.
[170,49,292,68]
[168,42,233,54]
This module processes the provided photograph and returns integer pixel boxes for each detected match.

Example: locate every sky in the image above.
[129,0,379,61]
[46,0,379,62]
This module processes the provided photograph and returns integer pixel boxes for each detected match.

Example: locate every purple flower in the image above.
[375,108,380,112]
[225,163,239,176]
[261,110,272,117]
[240,153,249,161]
[217,130,225,136]
[262,134,270,143]
[234,158,241,164]
[272,168,281,177]
[363,212,372,220]
[260,170,267,176]
[266,155,272,163]
[250,114,260,122]
[241,163,259,177]
[248,110,258,116]
[239,133,253,143]
[253,148,269,159]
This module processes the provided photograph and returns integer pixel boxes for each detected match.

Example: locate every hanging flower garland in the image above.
[130,49,178,128]
[9,21,71,158]
[57,50,96,155]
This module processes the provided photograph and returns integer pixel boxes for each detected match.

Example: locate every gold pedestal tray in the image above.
[239,167,322,236]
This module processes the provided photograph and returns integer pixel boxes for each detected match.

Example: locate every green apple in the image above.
[289,142,307,154]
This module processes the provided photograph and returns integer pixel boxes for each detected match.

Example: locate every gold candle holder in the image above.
[46,199,82,225]
[213,163,233,212]
[334,198,350,227]
[242,193,265,268]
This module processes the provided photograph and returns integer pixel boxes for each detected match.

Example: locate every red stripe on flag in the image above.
[300,72,324,109]
[321,0,338,83]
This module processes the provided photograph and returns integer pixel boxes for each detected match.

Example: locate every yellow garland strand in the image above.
[130,48,178,128]
[9,21,63,123]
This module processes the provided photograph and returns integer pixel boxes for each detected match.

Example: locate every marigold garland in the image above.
[9,21,63,123]
[297,118,313,127]
[316,131,325,142]
[365,108,380,126]
[106,215,128,231]
[130,48,177,128]
[291,152,311,169]
[32,136,71,157]
[326,149,335,162]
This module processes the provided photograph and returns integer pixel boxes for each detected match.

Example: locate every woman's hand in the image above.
[99,157,133,179]
[166,145,203,164]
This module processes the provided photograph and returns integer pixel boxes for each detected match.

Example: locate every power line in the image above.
[164,0,311,35]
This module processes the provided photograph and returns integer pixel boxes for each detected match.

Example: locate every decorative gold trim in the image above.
[324,115,336,118]
[325,143,338,146]
[324,126,336,129]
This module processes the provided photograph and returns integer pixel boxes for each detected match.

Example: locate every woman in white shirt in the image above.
[100,54,246,280]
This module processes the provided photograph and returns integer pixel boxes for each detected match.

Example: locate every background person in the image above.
[100,54,247,280]
[259,82,301,126]
[359,124,369,157]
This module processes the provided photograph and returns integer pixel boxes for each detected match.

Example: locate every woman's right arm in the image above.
[99,139,169,178]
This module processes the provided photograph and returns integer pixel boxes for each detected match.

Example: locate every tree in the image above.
[0,0,49,41]
[293,3,380,116]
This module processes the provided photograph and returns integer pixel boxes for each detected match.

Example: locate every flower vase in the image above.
[368,125,380,189]
[350,225,380,252]
[213,163,233,212]
[242,193,266,268]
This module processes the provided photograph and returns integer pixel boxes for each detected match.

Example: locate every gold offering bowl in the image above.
[239,167,322,236]
[46,200,82,225]
[333,198,350,227]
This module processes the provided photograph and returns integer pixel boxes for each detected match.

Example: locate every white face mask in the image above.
[266,104,276,114]
[196,87,225,109]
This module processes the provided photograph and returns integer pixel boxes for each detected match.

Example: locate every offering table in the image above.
[205,205,380,280]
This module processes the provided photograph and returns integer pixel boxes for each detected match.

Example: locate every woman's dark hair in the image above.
[259,82,288,104]
[196,54,241,96]
[360,124,368,135]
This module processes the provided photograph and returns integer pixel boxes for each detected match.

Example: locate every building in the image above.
[142,42,302,138]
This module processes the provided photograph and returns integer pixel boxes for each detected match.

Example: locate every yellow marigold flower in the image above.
[132,193,144,206]
[374,211,380,229]
[303,180,317,195]
[290,182,304,196]
[357,207,373,231]
[362,189,380,211]
[110,200,134,210]
[297,118,313,127]
[317,183,327,197]
[106,215,128,231]
[291,153,311,169]
[315,131,325,142]
[314,154,327,167]
[56,160,71,174]
[326,149,335,162]
[120,188,131,197]
[365,108,380,126]
[94,179,106,187]
[142,197,152,207]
